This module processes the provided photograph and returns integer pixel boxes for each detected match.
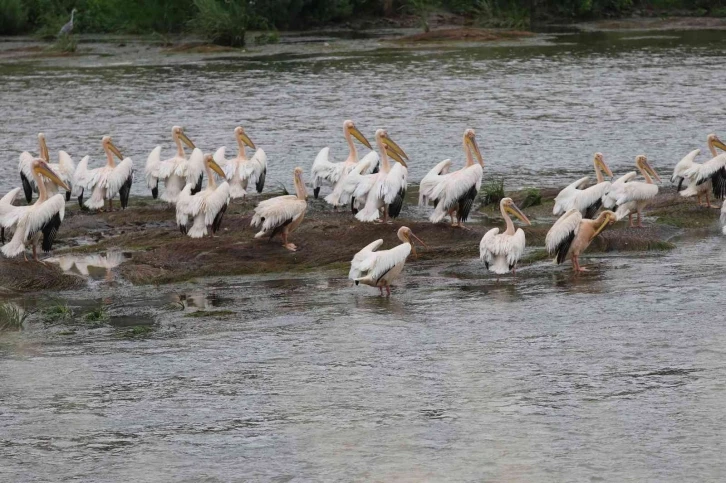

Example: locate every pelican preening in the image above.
[1,159,69,260]
[480,198,530,276]
[355,129,409,224]
[251,167,307,251]
[420,129,484,228]
[610,155,661,227]
[145,126,200,202]
[349,226,426,296]
[215,126,267,200]
[19,133,75,203]
[74,136,134,211]
[546,209,616,272]
[177,151,230,238]
[553,153,613,218]
[682,134,726,203]
[311,120,375,200]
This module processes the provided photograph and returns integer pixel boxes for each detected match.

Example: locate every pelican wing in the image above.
[0,188,24,228]
[419,158,453,206]
[56,151,75,181]
[107,158,134,208]
[251,196,307,233]
[356,243,412,284]
[179,148,205,186]
[553,176,590,215]
[602,171,637,208]
[2,194,66,257]
[358,151,380,175]
[242,149,268,193]
[479,227,500,266]
[429,164,483,222]
[145,146,162,188]
[19,152,37,202]
[574,181,610,218]
[546,209,582,264]
[203,182,230,227]
[381,163,408,204]
[333,154,379,206]
[671,149,700,183]
[349,239,384,280]
[175,184,195,232]
[311,147,346,188]
[615,182,659,205]
[215,147,229,172]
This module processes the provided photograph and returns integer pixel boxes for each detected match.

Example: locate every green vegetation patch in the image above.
[0,303,28,331]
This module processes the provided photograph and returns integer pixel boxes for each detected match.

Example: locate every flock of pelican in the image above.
[2,122,726,295]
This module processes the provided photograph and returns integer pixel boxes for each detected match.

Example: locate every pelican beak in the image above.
[238,130,256,150]
[180,131,196,149]
[597,157,613,177]
[384,146,407,167]
[712,136,726,152]
[108,140,124,159]
[39,135,50,162]
[208,158,226,177]
[506,204,531,226]
[407,231,427,259]
[349,125,372,149]
[382,135,409,161]
[466,135,484,166]
[35,161,69,191]
[591,213,615,239]
[645,160,661,183]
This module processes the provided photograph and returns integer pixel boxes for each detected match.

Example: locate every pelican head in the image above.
[234,126,256,150]
[33,159,69,191]
[708,133,726,152]
[293,166,307,200]
[204,154,225,177]
[635,155,661,183]
[172,126,195,149]
[37,133,49,162]
[375,129,409,167]
[594,152,613,177]
[501,197,531,225]
[102,136,123,159]
[464,129,483,166]
[592,210,617,239]
[397,226,427,258]
[344,120,372,149]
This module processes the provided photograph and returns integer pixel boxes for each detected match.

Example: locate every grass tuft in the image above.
[520,188,542,209]
[253,30,279,45]
[185,310,236,318]
[481,178,505,206]
[49,34,77,53]
[42,303,74,322]
[0,303,29,331]
[123,325,154,338]
[83,305,109,322]
[192,0,247,47]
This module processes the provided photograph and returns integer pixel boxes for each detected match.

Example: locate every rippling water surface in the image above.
[1,30,726,481]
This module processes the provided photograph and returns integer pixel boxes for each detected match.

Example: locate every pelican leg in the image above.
[383,205,391,225]
[379,286,384,296]
[109,198,114,212]
[450,210,456,226]
[385,285,391,296]
[572,255,588,272]
[628,213,634,228]
[697,193,703,206]
[32,243,38,262]
[637,210,643,228]
[281,229,297,252]
[706,192,719,209]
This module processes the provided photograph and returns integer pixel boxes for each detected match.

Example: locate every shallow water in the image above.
[2,30,726,481]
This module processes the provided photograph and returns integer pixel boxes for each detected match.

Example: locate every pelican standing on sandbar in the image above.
[546,209,616,272]
[251,167,307,251]
[420,129,484,228]
[19,133,74,203]
[74,136,133,211]
[177,150,230,238]
[214,126,267,200]
[1,159,69,261]
[480,198,530,276]
[682,134,726,204]
[145,126,201,202]
[355,129,409,223]
[349,226,426,296]
[553,153,613,218]
[610,155,661,227]
[311,120,376,200]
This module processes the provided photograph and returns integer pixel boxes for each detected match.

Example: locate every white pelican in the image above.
[610,155,661,227]
[145,126,201,202]
[0,187,22,244]
[420,129,484,228]
[602,171,637,209]
[355,129,409,224]
[546,209,616,272]
[214,126,267,200]
[74,136,134,211]
[19,133,74,203]
[553,153,613,218]
[349,226,426,296]
[310,120,374,200]
[479,198,530,276]
[681,134,726,206]
[1,159,69,261]
[334,153,379,214]
[177,150,230,238]
[251,167,307,251]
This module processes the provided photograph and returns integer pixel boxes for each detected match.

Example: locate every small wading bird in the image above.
[311,120,376,200]
[349,226,426,296]
[74,136,133,211]
[0,159,69,261]
[682,134,726,204]
[480,198,530,277]
[251,167,307,251]
[214,126,267,200]
[609,155,661,227]
[177,150,230,238]
[546,209,616,272]
[59,8,77,36]
[419,129,484,228]
[673,134,726,207]
[553,153,613,218]
[19,133,74,203]
[145,126,201,202]
[355,129,409,223]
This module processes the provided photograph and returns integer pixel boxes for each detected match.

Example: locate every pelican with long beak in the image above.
[19,133,75,203]
[213,126,267,199]
[609,155,661,227]
[1,159,69,261]
[176,150,230,238]
[251,167,307,251]
[420,128,484,228]
[680,133,726,207]
[355,129,409,223]
[311,120,378,201]
[74,136,134,211]
[546,209,616,272]
[349,226,426,296]
[145,126,203,203]
[480,198,530,276]
[553,153,613,218]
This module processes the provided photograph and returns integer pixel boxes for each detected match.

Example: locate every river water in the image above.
[1,30,726,481]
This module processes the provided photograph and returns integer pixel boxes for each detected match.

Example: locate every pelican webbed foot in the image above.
[283,243,297,252]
